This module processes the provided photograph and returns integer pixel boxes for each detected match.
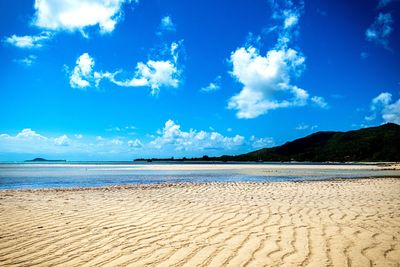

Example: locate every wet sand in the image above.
[1,178,400,266]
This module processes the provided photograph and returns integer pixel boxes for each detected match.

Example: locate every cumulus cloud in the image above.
[69,53,95,88]
[159,16,176,32]
[201,76,221,92]
[227,0,325,119]
[70,42,182,94]
[16,128,47,140]
[366,92,400,124]
[365,13,393,48]
[4,32,52,48]
[54,135,70,146]
[107,59,180,95]
[33,0,134,35]
[150,120,245,151]
[227,46,308,119]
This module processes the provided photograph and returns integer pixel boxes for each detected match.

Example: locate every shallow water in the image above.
[0,163,398,189]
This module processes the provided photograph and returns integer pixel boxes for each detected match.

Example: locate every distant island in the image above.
[25,158,66,162]
[135,123,400,163]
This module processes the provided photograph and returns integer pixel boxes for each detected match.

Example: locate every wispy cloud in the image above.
[13,55,37,67]
[365,13,393,48]
[250,136,274,148]
[200,76,221,92]
[377,0,393,8]
[4,32,52,49]
[295,123,318,131]
[311,96,329,109]
[159,16,176,33]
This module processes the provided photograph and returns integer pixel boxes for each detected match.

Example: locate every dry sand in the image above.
[1,178,400,266]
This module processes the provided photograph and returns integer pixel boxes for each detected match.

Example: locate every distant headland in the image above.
[25,158,67,163]
[135,123,400,163]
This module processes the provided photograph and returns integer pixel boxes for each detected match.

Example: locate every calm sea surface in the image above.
[0,162,399,189]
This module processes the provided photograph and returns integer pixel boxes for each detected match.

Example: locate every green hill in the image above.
[218,123,400,162]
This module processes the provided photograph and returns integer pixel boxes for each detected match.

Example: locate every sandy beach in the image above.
[1,178,400,266]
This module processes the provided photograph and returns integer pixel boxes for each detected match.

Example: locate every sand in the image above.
[1,178,400,266]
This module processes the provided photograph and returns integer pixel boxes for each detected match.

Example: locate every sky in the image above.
[0,0,399,161]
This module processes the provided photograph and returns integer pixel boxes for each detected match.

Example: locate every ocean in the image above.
[0,162,398,189]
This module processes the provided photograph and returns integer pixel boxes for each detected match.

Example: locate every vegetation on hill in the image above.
[135,123,400,162]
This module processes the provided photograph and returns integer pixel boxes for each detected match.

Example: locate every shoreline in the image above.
[1,175,400,193]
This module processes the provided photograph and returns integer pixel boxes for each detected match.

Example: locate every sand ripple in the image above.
[1,178,400,266]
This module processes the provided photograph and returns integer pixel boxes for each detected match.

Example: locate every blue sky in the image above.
[0,0,399,161]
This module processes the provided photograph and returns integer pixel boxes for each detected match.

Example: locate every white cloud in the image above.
[54,135,70,146]
[150,120,245,151]
[227,46,308,119]
[295,123,318,131]
[0,128,145,156]
[378,0,392,8]
[4,32,52,48]
[33,0,134,35]
[159,16,176,32]
[106,127,121,132]
[111,138,123,145]
[99,59,180,95]
[16,128,47,140]
[283,12,299,29]
[13,55,37,66]
[227,1,322,119]
[71,42,182,94]
[366,92,400,124]
[0,129,51,154]
[1,120,286,158]
[250,136,274,148]
[382,99,400,124]
[69,52,95,88]
[201,76,221,92]
[132,60,179,93]
[128,139,142,148]
[269,1,303,48]
[365,13,393,48]
[372,92,392,108]
[311,96,329,109]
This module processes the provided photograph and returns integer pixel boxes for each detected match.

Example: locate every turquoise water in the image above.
[0,163,398,189]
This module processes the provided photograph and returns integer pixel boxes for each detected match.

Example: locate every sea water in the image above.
[0,162,398,189]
